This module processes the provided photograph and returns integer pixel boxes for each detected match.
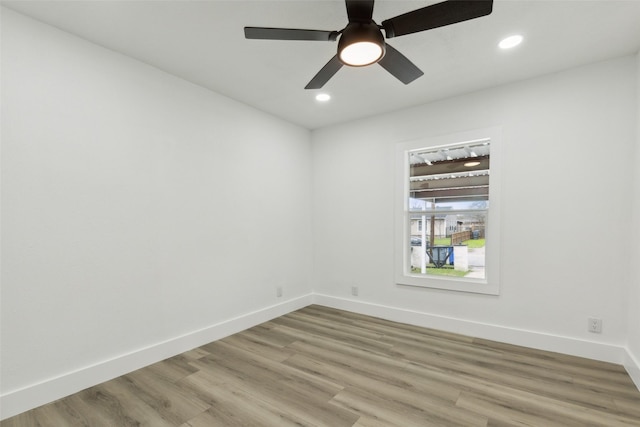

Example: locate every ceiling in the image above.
[3,0,640,129]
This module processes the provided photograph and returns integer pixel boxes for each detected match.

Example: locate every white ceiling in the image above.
[3,0,640,129]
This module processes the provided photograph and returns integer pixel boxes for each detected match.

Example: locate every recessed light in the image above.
[464,161,481,167]
[499,34,523,49]
[315,93,331,102]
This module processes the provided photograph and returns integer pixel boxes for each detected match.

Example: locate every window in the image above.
[395,128,501,294]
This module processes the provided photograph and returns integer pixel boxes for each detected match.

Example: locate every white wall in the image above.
[312,55,637,362]
[627,51,640,387]
[1,8,312,417]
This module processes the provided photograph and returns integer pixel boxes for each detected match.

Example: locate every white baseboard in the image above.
[312,294,628,366]
[0,294,312,421]
[625,348,640,391]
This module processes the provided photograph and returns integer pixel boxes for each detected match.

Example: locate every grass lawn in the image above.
[411,266,469,277]
[462,238,485,248]
[429,237,485,248]
[426,238,485,248]
[434,237,451,245]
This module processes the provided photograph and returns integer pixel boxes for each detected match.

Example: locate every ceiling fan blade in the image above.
[345,0,375,23]
[244,27,338,41]
[381,0,493,38]
[378,44,424,85]
[305,55,343,89]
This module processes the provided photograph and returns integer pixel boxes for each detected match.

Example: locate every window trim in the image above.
[394,127,502,295]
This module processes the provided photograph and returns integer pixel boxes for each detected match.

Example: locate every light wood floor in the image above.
[3,305,640,426]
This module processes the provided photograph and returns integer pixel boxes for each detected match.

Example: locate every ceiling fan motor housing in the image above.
[338,22,386,66]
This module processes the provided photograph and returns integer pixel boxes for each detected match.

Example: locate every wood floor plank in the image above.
[351,416,402,427]
[178,383,314,426]
[473,337,631,378]
[456,389,640,427]
[284,338,462,403]
[271,313,393,354]
[180,347,210,361]
[200,341,346,403]
[286,355,486,426]
[332,384,488,427]
[393,342,627,415]
[4,401,84,427]
[176,369,322,426]
[456,391,576,427]
[142,354,200,383]
[302,305,476,344]
[119,368,211,424]
[190,341,360,426]
[3,305,639,426]
[217,331,296,362]
[400,355,640,425]
[283,351,488,427]
[615,398,640,419]
[243,322,301,347]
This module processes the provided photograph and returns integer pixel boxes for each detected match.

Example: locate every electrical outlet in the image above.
[588,317,602,333]
[351,286,359,296]
[276,286,283,298]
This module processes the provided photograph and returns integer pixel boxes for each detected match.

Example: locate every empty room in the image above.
[1,0,639,425]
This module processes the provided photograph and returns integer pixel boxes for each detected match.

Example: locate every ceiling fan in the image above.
[244,0,493,89]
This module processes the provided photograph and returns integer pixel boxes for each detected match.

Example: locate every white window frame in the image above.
[394,127,502,295]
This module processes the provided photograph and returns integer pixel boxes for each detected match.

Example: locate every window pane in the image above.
[408,141,490,280]
[409,211,486,279]
[409,141,490,209]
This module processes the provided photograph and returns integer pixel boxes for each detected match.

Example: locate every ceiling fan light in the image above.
[340,41,383,66]
[338,23,385,67]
